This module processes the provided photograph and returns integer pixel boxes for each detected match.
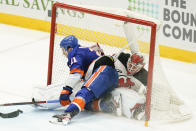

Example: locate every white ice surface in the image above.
[0,24,196,131]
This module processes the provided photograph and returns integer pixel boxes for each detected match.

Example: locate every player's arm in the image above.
[133,68,147,86]
[60,75,81,106]
[123,21,146,69]
[67,55,84,87]
[123,21,140,54]
[60,57,84,106]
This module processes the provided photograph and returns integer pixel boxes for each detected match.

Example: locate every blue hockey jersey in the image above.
[67,45,101,77]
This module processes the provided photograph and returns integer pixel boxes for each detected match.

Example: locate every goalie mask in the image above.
[127,53,145,75]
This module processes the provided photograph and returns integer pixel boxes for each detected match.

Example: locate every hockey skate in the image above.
[100,93,122,116]
[49,112,72,125]
[131,103,146,120]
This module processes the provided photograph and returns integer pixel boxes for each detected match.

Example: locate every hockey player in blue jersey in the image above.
[33,22,147,124]
[50,35,119,125]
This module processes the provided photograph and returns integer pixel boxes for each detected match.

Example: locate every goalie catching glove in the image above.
[60,86,73,106]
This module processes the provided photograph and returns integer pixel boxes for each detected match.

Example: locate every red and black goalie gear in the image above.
[59,86,73,106]
[127,53,145,75]
[118,75,135,88]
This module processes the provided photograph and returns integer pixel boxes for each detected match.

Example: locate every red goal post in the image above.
[47,2,191,126]
[47,2,157,124]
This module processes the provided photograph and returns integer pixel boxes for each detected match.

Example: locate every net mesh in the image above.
[48,3,191,122]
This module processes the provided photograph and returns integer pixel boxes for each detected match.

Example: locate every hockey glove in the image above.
[60,86,73,106]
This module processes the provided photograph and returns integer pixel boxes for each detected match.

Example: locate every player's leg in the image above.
[113,87,146,120]
[64,66,118,114]
[51,65,118,125]
[85,92,122,116]
[85,87,146,120]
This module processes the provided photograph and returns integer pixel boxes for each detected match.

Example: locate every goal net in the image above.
[47,2,191,124]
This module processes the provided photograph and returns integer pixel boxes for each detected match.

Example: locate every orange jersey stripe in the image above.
[73,97,85,111]
[60,100,71,106]
[84,66,106,87]
[70,68,84,76]
[61,89,70,95]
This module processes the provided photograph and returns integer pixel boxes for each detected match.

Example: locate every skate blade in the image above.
[49,118,70,126]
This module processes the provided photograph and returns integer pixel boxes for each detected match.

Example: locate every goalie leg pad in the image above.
[111,88,145,119]
[31,84,63,109]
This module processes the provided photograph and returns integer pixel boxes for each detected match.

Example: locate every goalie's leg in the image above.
[85,87,146,120]
[89,87,146,120]
[31,84,63,109]
[113,88,146,120]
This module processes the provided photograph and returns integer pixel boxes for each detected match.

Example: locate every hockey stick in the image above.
[0,109,23,118]
[0,100,59,118]
[0,99,59,106]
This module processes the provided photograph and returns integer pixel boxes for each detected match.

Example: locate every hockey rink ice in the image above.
[0,23,196,131]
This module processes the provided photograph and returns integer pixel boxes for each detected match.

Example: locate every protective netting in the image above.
[48,3,191,122]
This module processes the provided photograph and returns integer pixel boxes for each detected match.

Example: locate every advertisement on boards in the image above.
[0,0,196,60]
